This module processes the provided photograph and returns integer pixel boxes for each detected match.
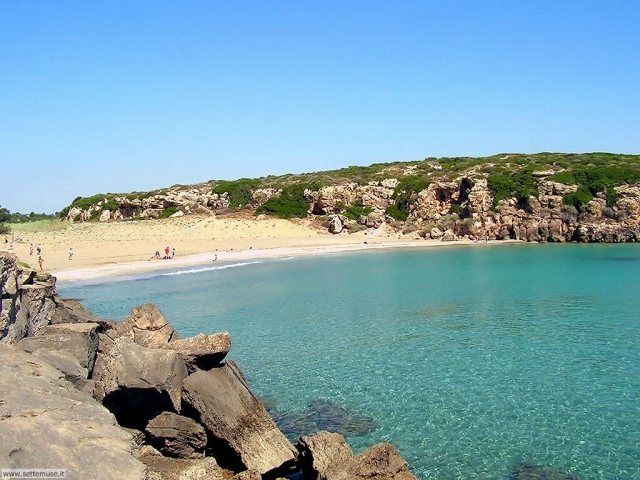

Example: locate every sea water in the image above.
[59,244,640,479]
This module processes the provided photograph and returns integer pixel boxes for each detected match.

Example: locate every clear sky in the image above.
[1,1,639,214]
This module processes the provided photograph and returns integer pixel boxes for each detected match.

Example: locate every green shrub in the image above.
[342,202,373,220]
[158,206,179,219]
[0,223,10,234]
[563,185,593,208]
[213,179,260,208]
[385,176,430,221]
[488,169,539,205]
[256,184,310,219]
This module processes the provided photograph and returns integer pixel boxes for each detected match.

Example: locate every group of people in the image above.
[26,243,74,271]
[150,246,176,260]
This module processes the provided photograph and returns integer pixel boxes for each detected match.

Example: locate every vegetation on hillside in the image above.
[55,152,640,221]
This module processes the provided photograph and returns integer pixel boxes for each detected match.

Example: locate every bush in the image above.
[385,176,430,221]
[0,223,10,234]
[342,202,373,221]
[158,206,179,219]
[213,179,260,208]
[563,185,593,209]
[256,184,310,219]
[488,169,539,205]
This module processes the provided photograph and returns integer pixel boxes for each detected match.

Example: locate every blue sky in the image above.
[1,1,639,214]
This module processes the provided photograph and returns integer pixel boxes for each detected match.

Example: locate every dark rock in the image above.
[269,398,377,441]
[182,361,298,476]
[0,344,146,479]
[145,411,207,459]
[93,337,188,428]
[511,463,582,480]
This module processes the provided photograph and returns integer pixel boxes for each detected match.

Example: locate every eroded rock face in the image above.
[182,362,298,475]
[0,344,146,480]
[1,253,101,345]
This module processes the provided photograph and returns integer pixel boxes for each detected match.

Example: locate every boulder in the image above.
[297,432,417,480]
[182,361,298,475]
[93,337,188,428]
[297,431,354,480]
[145,412,207,459]
[160,332,231,372]
[0,344,146,479]
[128,303,181,348]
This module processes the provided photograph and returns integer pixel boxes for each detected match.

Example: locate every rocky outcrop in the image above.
[182,362,298,475]
[0,343,146,480]
[297,431,417,480]
[1,253,103,344]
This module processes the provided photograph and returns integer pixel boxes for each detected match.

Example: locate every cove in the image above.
[59,243,640,479]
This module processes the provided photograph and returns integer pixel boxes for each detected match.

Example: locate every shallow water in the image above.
[60,243,640,479]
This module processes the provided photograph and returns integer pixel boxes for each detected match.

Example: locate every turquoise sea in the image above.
[59,243,640,479]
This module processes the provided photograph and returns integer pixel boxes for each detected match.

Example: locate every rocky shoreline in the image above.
[0,251,417,480]
[0,251,584,479]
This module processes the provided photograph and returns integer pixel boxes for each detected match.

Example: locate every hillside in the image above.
[60,152,640,243]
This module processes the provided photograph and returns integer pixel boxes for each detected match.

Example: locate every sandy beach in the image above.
[2,215,494,283]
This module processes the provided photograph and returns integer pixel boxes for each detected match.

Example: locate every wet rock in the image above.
[182,361,298,475]
[145,412,207,459]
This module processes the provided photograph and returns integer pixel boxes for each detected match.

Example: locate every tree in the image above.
[0,204,10,234]
[0,205,10,223]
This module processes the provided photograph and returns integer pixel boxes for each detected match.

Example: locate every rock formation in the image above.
[62,163,640,244]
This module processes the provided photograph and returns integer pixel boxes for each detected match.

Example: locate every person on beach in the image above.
[38,256,44,270]
[164,246,170,259]
[36,244,42,255]
[172,247,175,258]
[68,247,74,260]
[29,244,34,255]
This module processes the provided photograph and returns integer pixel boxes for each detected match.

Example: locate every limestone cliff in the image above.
[61,153,640,243]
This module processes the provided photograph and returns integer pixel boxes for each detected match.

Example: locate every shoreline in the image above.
[2,216,518,284]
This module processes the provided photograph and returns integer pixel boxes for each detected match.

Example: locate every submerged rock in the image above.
[269,398,377,441]
[511,463,582,480]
